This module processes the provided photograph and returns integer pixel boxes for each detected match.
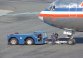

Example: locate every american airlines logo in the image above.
[80,2,83,7]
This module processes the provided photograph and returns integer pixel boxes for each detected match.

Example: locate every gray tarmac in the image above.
[0,0,83,58]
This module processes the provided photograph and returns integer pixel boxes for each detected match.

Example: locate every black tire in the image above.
[67,39,76,45]
[25,38,34,45]
[9,38,18,45]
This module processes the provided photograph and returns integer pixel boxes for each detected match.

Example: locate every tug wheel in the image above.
[25,38,34,45]
[67,39,76,45]
[9,38,18,45]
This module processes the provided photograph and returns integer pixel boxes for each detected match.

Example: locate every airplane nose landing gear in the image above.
[67,35,76,45]
[63,28,76,45]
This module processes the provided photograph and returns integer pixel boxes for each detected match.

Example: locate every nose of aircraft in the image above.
[39,16,44,21]
[38,11,44,21]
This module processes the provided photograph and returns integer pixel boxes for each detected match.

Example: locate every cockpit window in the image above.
[48,0,83,9]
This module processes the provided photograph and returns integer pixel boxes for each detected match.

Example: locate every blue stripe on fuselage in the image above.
[45,8,83,11]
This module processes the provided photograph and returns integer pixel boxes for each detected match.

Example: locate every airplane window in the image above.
[68,3,77,8]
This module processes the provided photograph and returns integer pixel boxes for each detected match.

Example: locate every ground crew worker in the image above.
[38,34,42,41]
[55,33,58,40]
[51,33,58,45]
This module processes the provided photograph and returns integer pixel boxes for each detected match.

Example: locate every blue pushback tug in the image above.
[7,30,48,45]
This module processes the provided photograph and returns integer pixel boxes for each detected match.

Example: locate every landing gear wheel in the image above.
[67,39,76,45]
[25,38,34,45]
[9,38,18,45]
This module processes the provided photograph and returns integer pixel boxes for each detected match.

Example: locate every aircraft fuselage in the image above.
[39,0,83,32]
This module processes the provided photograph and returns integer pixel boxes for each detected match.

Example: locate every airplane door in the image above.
[69,8,77,17]
[69,3,77,17]
[76,8,83,18]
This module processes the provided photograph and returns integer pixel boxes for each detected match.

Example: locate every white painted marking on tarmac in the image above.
[8,12,39,16]
[0,9,14,16]
[0,9,39,16]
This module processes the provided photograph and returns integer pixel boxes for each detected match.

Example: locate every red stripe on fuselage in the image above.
[39,14,83,18]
